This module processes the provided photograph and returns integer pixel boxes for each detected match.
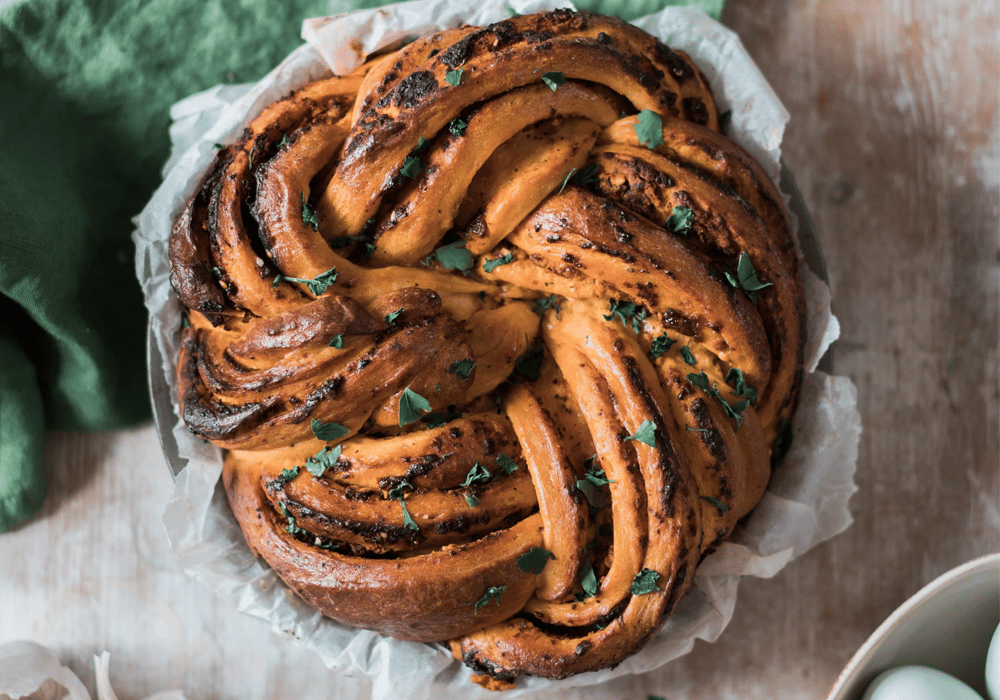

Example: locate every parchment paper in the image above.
[133,1,862,696]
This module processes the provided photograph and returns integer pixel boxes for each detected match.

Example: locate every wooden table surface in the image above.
[2,1,997,698]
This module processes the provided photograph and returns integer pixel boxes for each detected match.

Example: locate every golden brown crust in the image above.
[169,9,803,686]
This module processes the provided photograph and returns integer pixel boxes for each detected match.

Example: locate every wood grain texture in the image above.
[1,1,997,698]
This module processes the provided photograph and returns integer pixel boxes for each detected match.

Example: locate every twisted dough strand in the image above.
[170,9,804,687]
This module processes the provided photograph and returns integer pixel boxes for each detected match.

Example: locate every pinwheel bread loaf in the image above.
[170,8,805,688]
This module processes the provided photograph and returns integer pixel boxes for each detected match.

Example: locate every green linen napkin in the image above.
[0,0,722,531]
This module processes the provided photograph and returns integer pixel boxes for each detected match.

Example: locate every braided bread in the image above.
[170,9,805,687]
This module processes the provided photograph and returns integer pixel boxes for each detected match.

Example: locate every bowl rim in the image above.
[825,551,1000,700]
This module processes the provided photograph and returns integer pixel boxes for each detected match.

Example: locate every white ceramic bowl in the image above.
[826,552,1000,700]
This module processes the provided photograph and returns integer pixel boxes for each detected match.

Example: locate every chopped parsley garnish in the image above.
[460,462,492,487]
[301,192,319,231]
[447,358,475,380]
[273,267,338,295]
[328,219,376,260]
[516,547,554,574]
[329,334,344,349]
[483,252,515,272]
[305,445,342,477]
[513,340,544,381]
[687,371,750,428]
[445,69,463,86]
[532,294,562,317]
[212,142,224,149]
[634,109,663,149]
[506,7,519,16]
[400,155,423,179]
[277,132,288,150]
[576,456,613,508]
[650,333,676,359]
[666,205,694,236]
[464,493,480,507]
[723,252,772,304]
[426,240,474,271]
[630,568,660,595]
[448,118,468,136]
[311,419,349,442]
[473,586,506,613]
[496,453,519,474]
[701,495,730,512]
[181,315,191,329]
[578,559,598,599]
[725,367,758,405]
[211,266,222,277]
[277,501,308,536]
[398,387,432,426]
[541,71,565,91]
[387,480,418,531]
[686,426,709,432]
[603,299,647,332]
[626,419,657,447]
[679,345,696,365]
[281,466,299,481]
[558,167,577,194]
[384,308,404,324]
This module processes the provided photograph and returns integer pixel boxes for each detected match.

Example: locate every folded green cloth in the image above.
[0,0,722,531]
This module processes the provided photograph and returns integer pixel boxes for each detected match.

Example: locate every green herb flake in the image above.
[513,340,544,381]
[301,192,320,231]
[384,308,404,324]
[387,480,419,531]
[649,333,675,359]
[445,69,463,86]
[464,493,480,507]
[541,71,565,91]
[427,240,474,271]
[723,252,772,303]
[686,426,709,433]
[312,419,349,442]
[329,334,344,349]
[278,501,308,536]
[483,252,515,272]
[516,547,554,574]
[603,299,647,332]
[506,7,520,16]
[181,315,191,329]
[329,219,376,260]
[277,132,288,150]
[305,444,342,477]
[701,495,730,512]
[398,387,432,426]
[666,205,694,236]
[626,419,657,447]
[276,268,339,295]
[473,585,506,614]
[531,294,562,318]
[634,109,663,149]
[460,462,492,487]
[576,456,614,508]
[579,559,598,599]
[679,346,696,365]
[212,142,225,149]
[686,371,749,429]
[496,453,519,474]
[400,155,423,179]
[281,466,300,481]
[558,167,576,194]
[448,358,475,380]
[211,266,222,277]
[725,367,758,405]
[448,118,468,136]
[630,568,661,595]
